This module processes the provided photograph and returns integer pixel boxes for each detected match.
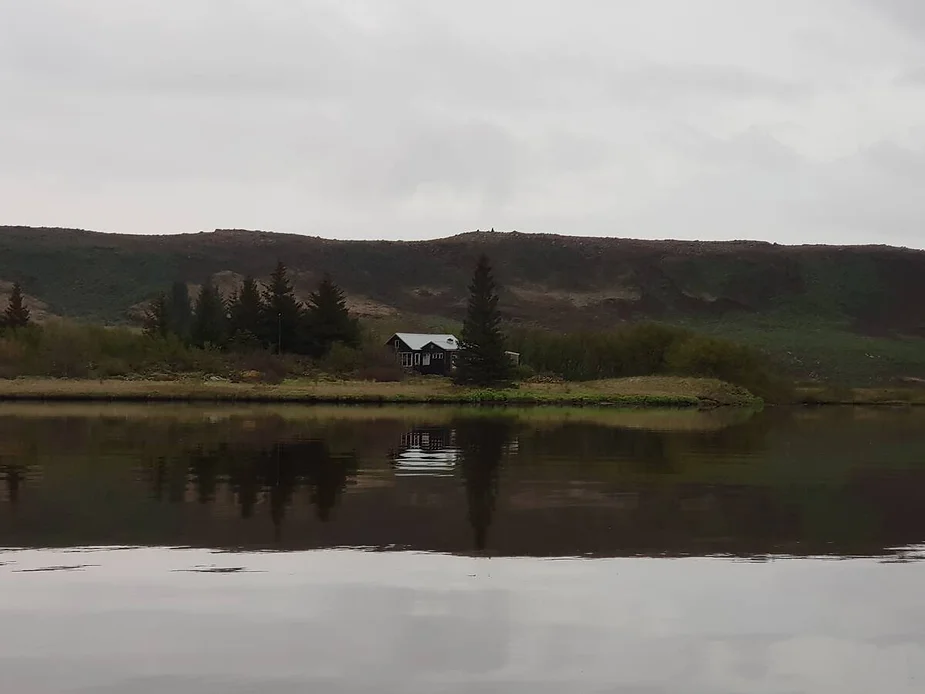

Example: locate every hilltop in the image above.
[2,225,925,384]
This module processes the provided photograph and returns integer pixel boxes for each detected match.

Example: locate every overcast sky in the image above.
[2,0,925,247]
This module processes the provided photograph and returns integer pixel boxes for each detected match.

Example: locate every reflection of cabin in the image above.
[392,427,459,476]
[386,333,460,376]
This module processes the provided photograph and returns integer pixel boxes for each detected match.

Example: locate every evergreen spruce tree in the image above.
[3,283,31,329]
[190,282,228,348]
[304,274,359,357]
[228,276,265,347]
[454,255,512,386]
[143,292,171,338]
[167,281,192,341]
[262,262,302,354]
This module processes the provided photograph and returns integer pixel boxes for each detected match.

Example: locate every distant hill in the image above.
[2,225,925,383]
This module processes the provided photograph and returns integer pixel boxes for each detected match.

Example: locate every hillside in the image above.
[2,225,925,384]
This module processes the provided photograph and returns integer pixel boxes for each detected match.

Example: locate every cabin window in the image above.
[434,353,443,360]
[413,353,421,366]
[400,352,413,367]
[422,354,431,366]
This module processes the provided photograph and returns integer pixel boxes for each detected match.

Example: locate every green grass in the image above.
[0,375,759,408]
[677,313,925,386]
[0,244,181,321]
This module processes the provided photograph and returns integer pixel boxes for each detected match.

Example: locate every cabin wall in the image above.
[418,344,451,375]
[386,336,455,376]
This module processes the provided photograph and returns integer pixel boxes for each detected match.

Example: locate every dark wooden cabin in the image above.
[386,333,460,376]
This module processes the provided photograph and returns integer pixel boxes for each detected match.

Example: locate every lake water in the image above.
[2,404,925,692]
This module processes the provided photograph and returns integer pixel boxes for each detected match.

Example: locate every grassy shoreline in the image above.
[0,376,760,408]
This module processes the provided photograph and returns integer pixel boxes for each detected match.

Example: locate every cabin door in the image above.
[422,354,431,366]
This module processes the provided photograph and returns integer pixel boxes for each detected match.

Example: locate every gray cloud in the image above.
[860,0,925,33]
[1,0,925,247]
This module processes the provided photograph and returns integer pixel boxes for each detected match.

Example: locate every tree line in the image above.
[144,262,360,358]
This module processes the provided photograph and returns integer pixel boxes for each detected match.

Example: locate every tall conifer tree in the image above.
[167,281,192,341]
[229,276,265,345]
[3,283,31,329]
[304,274,359,356]
[455,255,512,386]
[191,282,228,348]
[262,262,302,353]
[143,292,171,338]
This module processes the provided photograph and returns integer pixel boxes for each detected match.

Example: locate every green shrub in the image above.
[0,320,225,378]
[318,341,405,382]
[665,334,792,402]
[507,323,688,381]
[317,343,362,377]
[508,322,791,401]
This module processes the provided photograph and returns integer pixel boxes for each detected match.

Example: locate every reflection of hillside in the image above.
[1,408,925,557]
[17,472,920,558]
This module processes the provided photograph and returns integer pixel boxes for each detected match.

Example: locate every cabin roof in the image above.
[391,333,460,351]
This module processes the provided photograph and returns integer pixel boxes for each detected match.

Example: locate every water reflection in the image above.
[2,461,25,504]
[391,427,459,476]
[143,440,358,529]
[456,418,511,551]
[1,443,38,506]
[1,405,925,558]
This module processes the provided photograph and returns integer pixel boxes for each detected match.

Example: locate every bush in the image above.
[317,342,405,382]
[0,320,226,379]
[508,322,791,401]
[512,363,536,381]
[665,334,792,402]
[507,323,688,381]
[355,344,405,382]
[228,350,295,384]
[0,336,27,379]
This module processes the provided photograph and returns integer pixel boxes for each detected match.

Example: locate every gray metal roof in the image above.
[391,333,460,351]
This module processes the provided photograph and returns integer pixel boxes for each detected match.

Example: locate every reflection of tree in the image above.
[149,456,167,502]
[265,444,298,538]
[1,461,25,504]
[455,418,512,551]
[144,438,358,537]
[255,440,358,534]
[142,455,188,503]
[189,444,224,504]
[227,454,261,519]
[301,444,357,522]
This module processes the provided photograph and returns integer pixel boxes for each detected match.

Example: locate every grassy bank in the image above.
[0,375,759,408]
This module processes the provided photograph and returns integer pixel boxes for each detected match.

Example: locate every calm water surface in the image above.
[2,404,925,692]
